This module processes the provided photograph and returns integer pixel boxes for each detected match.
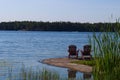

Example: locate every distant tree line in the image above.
[0,21,119,32]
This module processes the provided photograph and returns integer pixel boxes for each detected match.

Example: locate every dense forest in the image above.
[0,21,120,32]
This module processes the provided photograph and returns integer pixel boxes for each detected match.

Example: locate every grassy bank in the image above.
[91,22,120,80]
[71,22,120,80]
[71,60,95,66]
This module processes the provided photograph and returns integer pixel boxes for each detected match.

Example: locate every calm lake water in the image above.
[0,31,93,80]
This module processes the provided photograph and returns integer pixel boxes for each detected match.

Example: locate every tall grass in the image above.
[7,66,61,80]
[19,67,60,80]
[91,22,120,80]
[6,65,84,80]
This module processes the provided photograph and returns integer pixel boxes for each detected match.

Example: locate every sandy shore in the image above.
[42,58,92,73]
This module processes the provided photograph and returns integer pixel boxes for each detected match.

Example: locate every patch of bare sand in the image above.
[42,58,92,73]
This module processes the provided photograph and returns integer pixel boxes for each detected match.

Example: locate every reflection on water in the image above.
[68,69,92,80]
[68,69,77,79]
[83,72,92,80]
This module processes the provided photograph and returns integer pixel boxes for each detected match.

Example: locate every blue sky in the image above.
[0,0,120,23]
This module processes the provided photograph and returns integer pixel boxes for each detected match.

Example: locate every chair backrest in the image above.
[84,45,91,51]
[83,45,91,55]
[68,45,77,52]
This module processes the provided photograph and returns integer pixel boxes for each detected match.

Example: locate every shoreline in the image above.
[42,58,92,73]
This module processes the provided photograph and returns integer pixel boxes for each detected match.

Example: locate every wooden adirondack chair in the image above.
[81,45,92,60]
[68,45,79,59]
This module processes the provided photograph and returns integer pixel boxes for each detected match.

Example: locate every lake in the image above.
[0,31,93,79]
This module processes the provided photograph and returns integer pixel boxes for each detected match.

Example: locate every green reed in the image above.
[19,67,60,80]
[90,22,120,80]
[6,65,83,80]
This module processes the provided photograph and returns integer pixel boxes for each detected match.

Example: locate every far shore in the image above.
[41,57,92,73]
